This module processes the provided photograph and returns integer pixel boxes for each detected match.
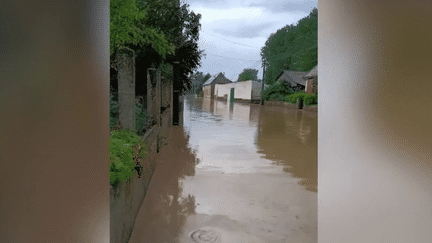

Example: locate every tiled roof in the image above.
[202,74,219,86]
[277,71,308,86]
[202,72,232,86]
[305,65,318,78]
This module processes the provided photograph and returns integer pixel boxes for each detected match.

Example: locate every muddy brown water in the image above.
[128,96,317,243]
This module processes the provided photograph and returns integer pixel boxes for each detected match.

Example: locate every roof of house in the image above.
[202,72,232,86]
[276,70,308,86]
[304,65,318,78]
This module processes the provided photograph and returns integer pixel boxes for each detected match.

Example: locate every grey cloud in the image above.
[212,22,275,39]
[248,0,317,14]
[187,0,317,14]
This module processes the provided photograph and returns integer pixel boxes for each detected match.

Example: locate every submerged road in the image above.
[128,96,317,243]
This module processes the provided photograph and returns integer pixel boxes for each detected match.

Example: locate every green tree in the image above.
[237,68,259,82]
[202,73,212,84]
[132,0,205,95]
[110,0,205,98]
[260,8,317,85]
[110,0,174,68]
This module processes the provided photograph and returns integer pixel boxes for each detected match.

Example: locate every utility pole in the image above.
[172,61,181,126]
[261,64,266,105]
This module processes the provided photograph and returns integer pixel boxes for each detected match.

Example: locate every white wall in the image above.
[214,83,235,99]
[251,81,263,100]
[215,80,263,100]
[233,81,252,100]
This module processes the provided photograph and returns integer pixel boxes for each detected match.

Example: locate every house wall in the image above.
[311,77,318,94]
[251,81,262,100]
[305,79,314,94]
[234,81,252,100]
[215,83,236,100]
[202,85,212,98]
[214,81,262,101]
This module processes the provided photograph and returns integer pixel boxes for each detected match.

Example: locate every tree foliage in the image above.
[189,71,211,93]
[110,0,174,67]
[135,0,204,94]
[237,68,259,82]
[202,73,212,84]
[261,8,317,85]
[110,0,205,97]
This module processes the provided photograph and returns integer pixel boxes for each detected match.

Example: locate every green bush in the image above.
[109,129,147,187]
[284,92,318,105]
[303,93,318,106]
[268,93,286,101]
[262,81,294,101]
[285,92,305,104]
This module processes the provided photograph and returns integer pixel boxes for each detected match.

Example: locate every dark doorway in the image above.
[230,88,235,103]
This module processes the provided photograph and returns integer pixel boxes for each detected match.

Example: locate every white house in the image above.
[214,80,264,103]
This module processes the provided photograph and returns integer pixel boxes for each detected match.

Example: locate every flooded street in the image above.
[128,96,317,243]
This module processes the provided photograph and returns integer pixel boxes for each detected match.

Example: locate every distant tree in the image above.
[237,68,259,81]
[191,71,205,86]
[202,73,212,84]
[189,71,211,94]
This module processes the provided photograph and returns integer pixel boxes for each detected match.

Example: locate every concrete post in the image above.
[147,69,156,121]
[156,70,161,128]
[261,64,266,105]
[117,47,136,131]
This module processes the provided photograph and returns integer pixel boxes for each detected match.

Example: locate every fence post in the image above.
[156,70,161,128]
[172,62,181,126]
[117,47,136,131]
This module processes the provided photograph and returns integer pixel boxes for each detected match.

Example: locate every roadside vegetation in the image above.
[260,8,318,86]
[109,129,147,187]
[262,81,317,106]
[109,0,205,187]
[109,91,150,187]
[261,7,318,105]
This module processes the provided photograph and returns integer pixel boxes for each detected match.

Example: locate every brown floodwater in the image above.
[128,96,317,243]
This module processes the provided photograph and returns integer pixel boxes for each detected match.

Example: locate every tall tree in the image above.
[237,68,259,81]
[111,0,205,98]
[190,71,211,92]
[260,7,317,85]
[132,0,205,95]
[110,0,174,68]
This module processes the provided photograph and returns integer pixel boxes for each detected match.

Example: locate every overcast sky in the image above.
[186,0,318,82]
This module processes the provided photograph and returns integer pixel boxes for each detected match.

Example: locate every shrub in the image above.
[303,93,318,106]
[109,129,147,187]
[284,92,318,105]
[268,93,286,101]
[262,81,294,101]
[285,92,304,104]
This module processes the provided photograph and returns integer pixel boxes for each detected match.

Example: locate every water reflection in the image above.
[256,107,317,192]
[128,126,200,243]
[184,96,317,192]
[130,96,317,242]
